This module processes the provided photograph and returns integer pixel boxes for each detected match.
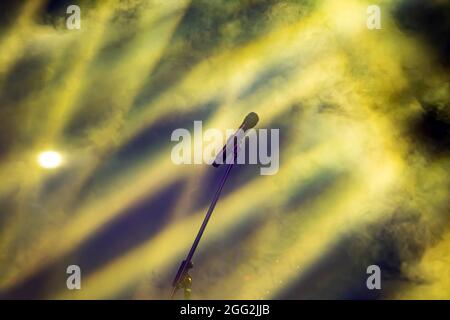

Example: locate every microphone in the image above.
[171,112,259,299]
[212,112,259,167]
[240,112,260,131]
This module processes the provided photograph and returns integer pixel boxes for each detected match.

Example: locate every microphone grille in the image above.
[243,112,259,129]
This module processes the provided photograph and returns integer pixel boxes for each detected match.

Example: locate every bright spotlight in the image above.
[38,151,63,169]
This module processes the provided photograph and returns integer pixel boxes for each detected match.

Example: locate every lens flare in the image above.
[37,151,63,169]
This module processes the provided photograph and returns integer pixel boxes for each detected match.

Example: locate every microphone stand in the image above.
[170,111,259,299]
[171,160,235,299]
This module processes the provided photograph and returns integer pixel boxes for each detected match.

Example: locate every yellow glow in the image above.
[0,0,449,300]
[37,151,63,169]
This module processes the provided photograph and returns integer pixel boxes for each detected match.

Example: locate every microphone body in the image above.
[212,112,259,167]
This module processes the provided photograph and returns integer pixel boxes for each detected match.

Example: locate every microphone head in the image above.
[242,112,259,130]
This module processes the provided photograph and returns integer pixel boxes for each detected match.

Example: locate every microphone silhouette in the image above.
[212,112,259,167]
[171,112,259,299]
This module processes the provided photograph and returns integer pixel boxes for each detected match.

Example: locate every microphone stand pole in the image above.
[171,162,234,299]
